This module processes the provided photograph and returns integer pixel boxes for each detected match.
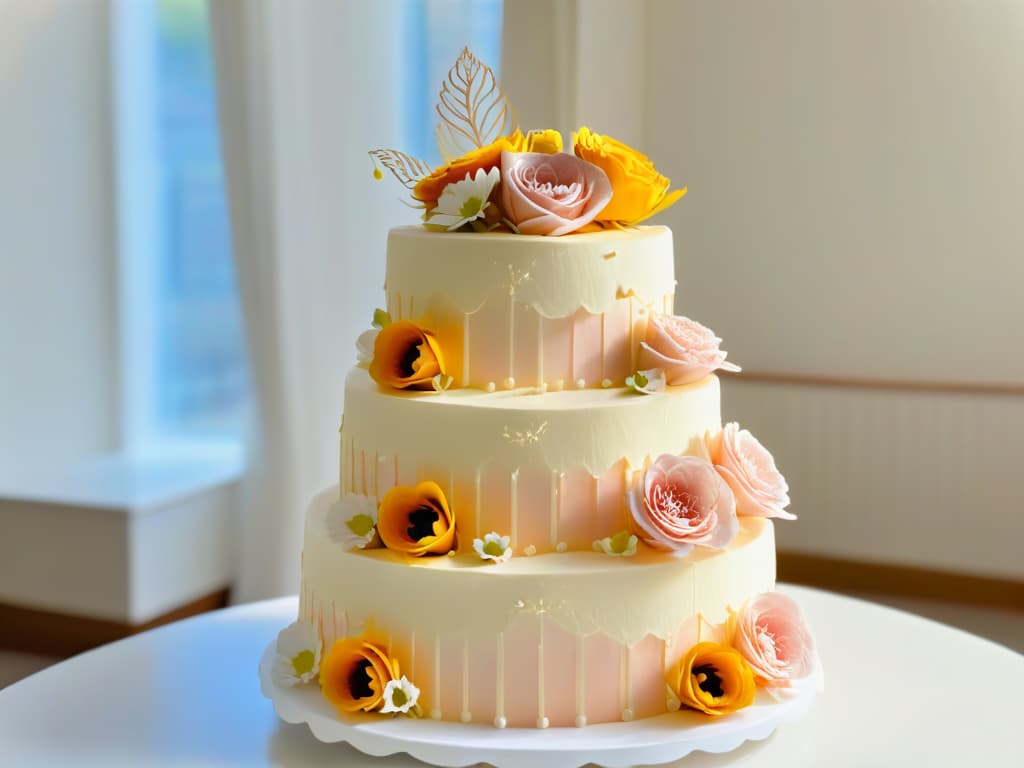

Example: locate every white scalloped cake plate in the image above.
[259,641,823,767]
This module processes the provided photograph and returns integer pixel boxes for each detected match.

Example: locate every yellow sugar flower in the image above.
[669,642,756,716]
[573,126,687,225]
[524,128,563,154]
[320,637,400,714]
[368,320,446,391]
[377,481,456,556]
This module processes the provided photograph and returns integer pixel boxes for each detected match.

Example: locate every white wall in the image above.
[0,0,117,471]
[504,0,1024,577]
[644,0,1024,576]
[648,0,1024,385]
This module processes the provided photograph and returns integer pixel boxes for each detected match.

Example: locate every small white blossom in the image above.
[356,328,378,367]
[432,373,454,393]
[426,167,500,230]
[473,532,512,564]
[272,621,322,686]
[380,676,421,714]
[625,368,666,395]
[326,493,379,550]
[593,530,638,557]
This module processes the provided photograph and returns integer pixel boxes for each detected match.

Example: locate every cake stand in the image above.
[259,641,823,768]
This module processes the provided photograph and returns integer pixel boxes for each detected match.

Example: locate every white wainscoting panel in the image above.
[721,378,1024,580]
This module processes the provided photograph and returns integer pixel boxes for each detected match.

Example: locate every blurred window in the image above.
[398,0,505,165]
[150,0,248,443]
[115,0,248,452]
[117,0,503,450]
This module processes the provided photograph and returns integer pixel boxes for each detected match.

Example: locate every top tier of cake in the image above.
[384,226,675,391]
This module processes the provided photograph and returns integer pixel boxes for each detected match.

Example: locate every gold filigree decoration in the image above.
[368,149,433,191]
[513,597,565,616]
[505,262,533,297]
[435,48,514,163]
[502,422,548,447]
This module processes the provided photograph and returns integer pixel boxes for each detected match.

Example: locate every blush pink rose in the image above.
[637,314,741,386]
[730,592,815,693]
[627,454,738,557]
[499,150,612,236]
[707,422,794,520]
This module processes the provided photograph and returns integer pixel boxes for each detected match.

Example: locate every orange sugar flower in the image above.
[368,320,446,390]
[413,130,525,205]
[669,642,756,716]
[320,637,400,714]
[412,128,562,206]
[377,480,456,556]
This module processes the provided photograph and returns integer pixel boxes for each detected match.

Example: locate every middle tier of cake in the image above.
[340,367,721,555]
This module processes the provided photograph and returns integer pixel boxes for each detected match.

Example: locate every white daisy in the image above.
[271,621,322,686]
[426,167,500,231]
[380,675,421,714]
[432,373,454,393]
[355,328,378,367]
[473,532,512,563]
[593,530,638,557]
[326,493,379,550]
[625,368,666,395]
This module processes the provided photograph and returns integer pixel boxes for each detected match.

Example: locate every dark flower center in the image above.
[348,658,373,699]
[407,505,439,541]
[693,664,725,698]
[398,343,421,377]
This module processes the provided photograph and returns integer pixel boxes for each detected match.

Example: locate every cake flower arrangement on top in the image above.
[370,48,686,235]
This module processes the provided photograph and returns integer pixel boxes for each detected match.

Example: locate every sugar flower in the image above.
[669,642,756,716]
[380,675,421,715]
[638,314,740,386]
[272,621,322,687]
[593,530,638,557]
[473,532,512,563]
[326,493,379,550]
[728,592,815,695]
[356,329,377,366]
[426,167,500,231]
[369,320,447,390]
[573,126,686,225]
[707,422,794,520]
[499,150,612,236]
[320,637,400,714]
[627,454,738,557]
[412,130,524,206]
[377,480,456,556]
[625,368,666,395]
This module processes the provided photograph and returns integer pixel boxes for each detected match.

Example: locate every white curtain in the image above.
[209,0,406,601]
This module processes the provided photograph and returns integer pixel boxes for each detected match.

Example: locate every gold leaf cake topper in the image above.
[434,48,514,162]
[370,48,686,234]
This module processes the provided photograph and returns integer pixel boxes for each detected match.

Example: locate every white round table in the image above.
[0,585,1020,767]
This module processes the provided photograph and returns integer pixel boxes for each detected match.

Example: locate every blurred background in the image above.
[1,0,1020,684]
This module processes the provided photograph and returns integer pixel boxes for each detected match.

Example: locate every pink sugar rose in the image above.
[499,150,612,236]
[637,314,741,386]
[707,422,794,520]
[627,454,738,557]
[730,592,815,694]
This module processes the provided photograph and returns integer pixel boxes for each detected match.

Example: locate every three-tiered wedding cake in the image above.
[269,49,815,735]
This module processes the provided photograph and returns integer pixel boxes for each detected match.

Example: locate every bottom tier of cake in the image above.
[299,487,776,728]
